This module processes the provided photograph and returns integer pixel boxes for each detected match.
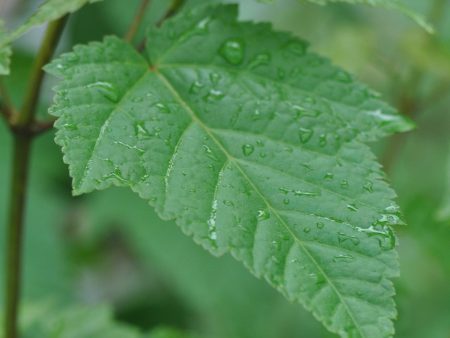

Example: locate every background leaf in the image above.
[0,20,11,75]
[437,149,450,222]
[46,4,413,338]
[0,301,198,338]
[258,0,432,32]
[0,0,103,75]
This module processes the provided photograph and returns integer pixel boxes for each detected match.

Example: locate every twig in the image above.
[0,80,14,125]
[125,0,151,43]
[4,16,68,338]
[31,118,57,135]
[16,15,68,128]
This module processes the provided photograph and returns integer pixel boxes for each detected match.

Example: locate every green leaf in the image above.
[0,0,102,75]
[259,0,433,33]
[437,150,450,222]
[0,302,144,338]
[46,4,412,338]
[149,328,200,338]
[0,21,11,75]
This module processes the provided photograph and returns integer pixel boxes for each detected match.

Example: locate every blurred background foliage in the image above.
[0,0,449,337]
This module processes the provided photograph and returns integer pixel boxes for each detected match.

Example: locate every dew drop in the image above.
[340,179,349,188]
[135,121,151,138]
[324,172,334,180]
[248,52,271,69]
[204,89,224,102]
[335,70,351,83]
[319,134,327,147]
[87,81,119,102]
[242,144,254,156]
[252,109,262,121]
[355,224,396,250]
[294,190,320,197]
[209,72,221,85]
[203,144,212,153]
[346,203,358,212]
[363,181,374,192]
[338,232,360,246]
[196,16,211,31]
[384,204,401,215]
[286,41,307,56]
[377,214,402,226]
[303,227,311,233]
[298,128,313,143]
[155,102,170,114]
[223,200,234,207]
[257,209,270,220]
[316,222,325,229]
[279,187,290,194]
[219,38,245,65]
[189,80,204,94]
[63,123,78,131]
[207,200,218,245]
[333,254,354,263]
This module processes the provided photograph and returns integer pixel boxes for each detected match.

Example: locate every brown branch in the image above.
[4,16,68,338]
[125,0,151,43]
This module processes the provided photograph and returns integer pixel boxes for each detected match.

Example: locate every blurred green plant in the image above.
[0,0,449,338]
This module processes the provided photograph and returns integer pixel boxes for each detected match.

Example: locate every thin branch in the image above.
[4,15,68,338]
[125,0,151,43]
[31,118,57,135]
[0,80,14,125]
[0,101,12,124]
[16,15,68,128]
[4,134,32,338]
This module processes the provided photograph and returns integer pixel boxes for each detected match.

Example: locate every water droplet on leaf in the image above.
[219,38,245,65]
[298,128,313,143]
[347,203,358,212]
[242,144,254,156]
[257,209,270,220]
[248,52,271,69]
[87,81,119,102]
[286,41,307,56]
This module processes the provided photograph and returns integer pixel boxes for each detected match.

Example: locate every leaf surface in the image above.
[46,5,412,338]
[0,0,102,75]
[260,0,432,32]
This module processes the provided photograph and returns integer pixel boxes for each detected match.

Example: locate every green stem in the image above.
[4,16,68,338]
[428,0,447,29]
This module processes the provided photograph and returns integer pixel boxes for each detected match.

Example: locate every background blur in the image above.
[0,0,449,337]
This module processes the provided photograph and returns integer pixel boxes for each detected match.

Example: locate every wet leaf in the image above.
[0,0,103,75]
[46,4,412,338]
